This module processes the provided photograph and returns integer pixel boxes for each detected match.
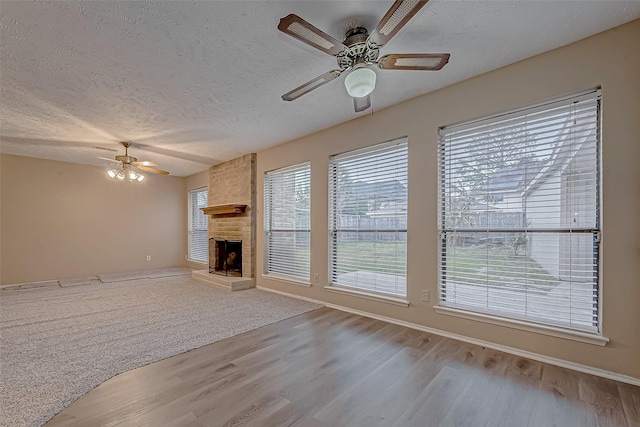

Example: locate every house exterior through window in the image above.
[437,90,602,334]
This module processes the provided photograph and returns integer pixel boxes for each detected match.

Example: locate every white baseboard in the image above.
[256,285,640,387]
[257,286,324,305]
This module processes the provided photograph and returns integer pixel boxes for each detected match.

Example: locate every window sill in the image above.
[434,305,609,346]
[324,285,409,307]
[186,259,207,265]
[261,274,311,288]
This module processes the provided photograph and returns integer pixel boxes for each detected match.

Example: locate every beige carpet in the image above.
[0,274,322,427]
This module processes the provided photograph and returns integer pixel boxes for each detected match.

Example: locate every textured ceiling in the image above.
[1,1,639,177]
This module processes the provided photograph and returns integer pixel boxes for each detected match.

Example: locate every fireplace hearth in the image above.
[210,238,242,277]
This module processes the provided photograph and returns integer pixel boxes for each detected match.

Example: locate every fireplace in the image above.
[209,238,242,277]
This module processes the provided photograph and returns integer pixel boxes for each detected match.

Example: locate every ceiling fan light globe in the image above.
[107,169,117,178]
[129,171,138,181]
[137,174,145,182]
[116,170,126,181]
[344,68,376,98]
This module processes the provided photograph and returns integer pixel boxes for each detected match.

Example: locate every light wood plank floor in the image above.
[46,307,639,427]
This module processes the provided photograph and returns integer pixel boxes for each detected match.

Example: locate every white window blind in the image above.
[329,138,408,298]
[264,162,311,281]
[188,188,208,263]
[438,90,601,333]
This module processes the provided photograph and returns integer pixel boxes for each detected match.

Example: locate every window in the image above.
[264,162,311,281]
[188,188,208,263]
[438,90,601,334]
[329,138,408,298]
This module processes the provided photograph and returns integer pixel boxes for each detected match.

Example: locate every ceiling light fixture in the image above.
[344,67,377,98]
[107,166,144,182]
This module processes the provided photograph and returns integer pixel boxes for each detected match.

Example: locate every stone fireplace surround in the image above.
[192,153,256,291]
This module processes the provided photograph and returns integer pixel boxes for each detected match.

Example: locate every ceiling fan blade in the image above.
[353,95,371,113]
[278,14,346,56]
[282,70,342,101]
[98,156,121,164]
[378,53,450,70]
[133,160,160,167]
[138,165,170,175]
[369,0,429,47]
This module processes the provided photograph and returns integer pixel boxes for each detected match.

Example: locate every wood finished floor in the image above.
[46,307,639,427]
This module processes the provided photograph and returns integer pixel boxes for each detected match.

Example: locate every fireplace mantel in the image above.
[201,204,247,216]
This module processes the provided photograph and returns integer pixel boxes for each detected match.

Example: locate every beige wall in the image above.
[185,170,209,271]
[0,154,187,284]
[256,20,640,379]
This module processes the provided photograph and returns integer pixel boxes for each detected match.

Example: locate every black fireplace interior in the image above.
[210,238,242,277]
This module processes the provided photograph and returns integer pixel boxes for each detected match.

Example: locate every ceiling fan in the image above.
[278,0,450,112]
[99,141,169,182]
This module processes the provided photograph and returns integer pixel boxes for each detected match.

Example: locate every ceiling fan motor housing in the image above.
[115,155,137,165]
[337,27,380,70]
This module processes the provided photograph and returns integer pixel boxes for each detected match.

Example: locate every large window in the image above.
[187,188,208,263]
[329,138,408,298]
[264,162,311,281]
[438,90,601,333]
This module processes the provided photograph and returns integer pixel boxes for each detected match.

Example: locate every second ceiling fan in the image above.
[99,141,169,182]
[278,0,450,112]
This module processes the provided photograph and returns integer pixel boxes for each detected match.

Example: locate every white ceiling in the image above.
[1,1,639,177]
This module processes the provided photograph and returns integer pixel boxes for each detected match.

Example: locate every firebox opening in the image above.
[210,238,242,277]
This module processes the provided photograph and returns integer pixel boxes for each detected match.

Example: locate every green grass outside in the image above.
[284,239,558,290]
[330,241,557,289]
[443,246,558,289]
[333,241,407,276]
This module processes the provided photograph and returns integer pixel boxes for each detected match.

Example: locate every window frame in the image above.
[263,161,311,283]
[436,90,604,341]
[187,187,209,264]
[328,138,409,300]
